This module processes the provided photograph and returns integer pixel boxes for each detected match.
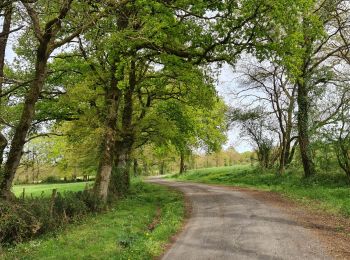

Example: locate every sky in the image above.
[4,42,252,153]
[215,64,252,152]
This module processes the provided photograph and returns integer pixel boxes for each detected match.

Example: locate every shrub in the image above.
[75,190,103,212]
[42,176,63,184]
[0,190,104,246]
[0,200,42,245]
[53,192,88,219]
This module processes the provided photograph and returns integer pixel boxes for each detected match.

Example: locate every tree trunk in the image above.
[133,158,138,176]
[0,40,50,199]
[107,57,136,198]
[0,5,12,167]
[159,160,165,175]
[93,4,133,201]
[113,57,136,194]
[278,134,286,175]
[297,79,316,178]
[93,63,121,202]
[283,95,296,168]
[110,145,132,196]
[121,151,131,191]
[179,152,185,174]
[0,134,7,166]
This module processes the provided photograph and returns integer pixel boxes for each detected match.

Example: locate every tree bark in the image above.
[133,158,138,176]
[106,56,137,198]
[278,134,286,174]
[179,152,185,174]
[114,58,136,193]
[0,5,12,167]
[297,79,316,178]
[159,160,165,175]
[93,63,121,202]
[93,3,133,201]
[121,151,132,191]
[0,39,50,198]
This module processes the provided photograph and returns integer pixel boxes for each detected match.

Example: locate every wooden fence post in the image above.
[50,189,57,217]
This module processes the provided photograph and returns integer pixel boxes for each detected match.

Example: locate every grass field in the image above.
[3,181,184,259]
[12,182,93,198]
[170,165,350,217]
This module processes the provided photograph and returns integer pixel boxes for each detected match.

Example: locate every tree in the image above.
[78,0,255,200]
[230,107,278,168]
[237,60,298,173]
[243,0,350,177]
[0,0,103,199]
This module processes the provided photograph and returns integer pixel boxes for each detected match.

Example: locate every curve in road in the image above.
[148,178,331,260]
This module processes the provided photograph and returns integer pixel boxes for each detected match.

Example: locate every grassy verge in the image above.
[2,181,184,260]
[12,182,93,198]
[169,165,350,217]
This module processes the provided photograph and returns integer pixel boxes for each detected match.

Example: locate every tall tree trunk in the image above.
[122,150,132,191]
[0,40,50,199]
[159,160,165,175]
[107,56,136,197]
[0,5,12,167]
[0,134,7,166]
[110,143,133,196]
[284,95,296,168]
[133,158,138,176]
[278,134,286,175]
[284,137,291,166]
[93,63,121,202]
[179,152,185,174]
[116,58,136,193]
[297,79,316,178]
[93,3,133,201]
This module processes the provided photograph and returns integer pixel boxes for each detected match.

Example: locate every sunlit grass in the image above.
[12,182,93,198]
[170,165,350,217]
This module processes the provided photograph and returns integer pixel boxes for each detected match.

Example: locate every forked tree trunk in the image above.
[297,79,316,178]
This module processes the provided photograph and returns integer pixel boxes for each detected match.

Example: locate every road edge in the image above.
[153,182,193,260]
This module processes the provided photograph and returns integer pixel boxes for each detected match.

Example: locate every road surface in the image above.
[148,178,331,260]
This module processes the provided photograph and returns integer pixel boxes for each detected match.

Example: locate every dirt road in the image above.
[148,178,331,260]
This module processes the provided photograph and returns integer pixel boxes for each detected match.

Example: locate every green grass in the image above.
[2,181,184,260]
[170,165,350,217]
[12,182,93,198]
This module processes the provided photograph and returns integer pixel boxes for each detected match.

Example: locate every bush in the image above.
[0,190,103,246]
[0,200,42,245]
[42,176,63,184]
[54,192,88,219]
[75,190,103,212]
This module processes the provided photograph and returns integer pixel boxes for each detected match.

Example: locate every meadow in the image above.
[12,182,93,198]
